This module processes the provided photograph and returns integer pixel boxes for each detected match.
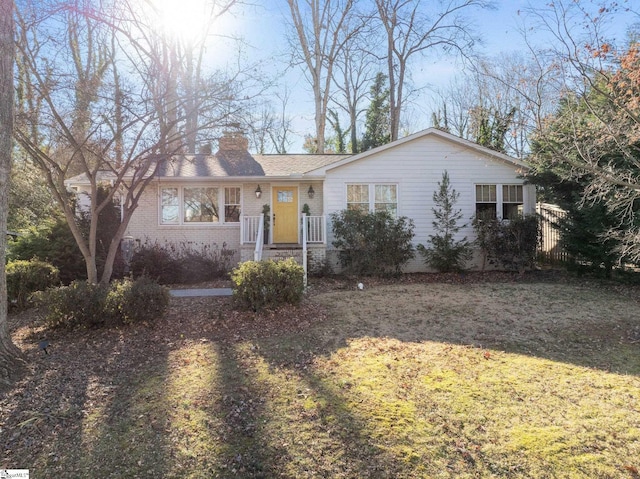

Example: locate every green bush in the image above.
[35,278,169,330]
[6,259,60,309]
[231,258,304,311]
[35,281,110,329]
[473,215,540,273]
[106,277,170,324]
[330,209,415,276]
[8,215,86,284]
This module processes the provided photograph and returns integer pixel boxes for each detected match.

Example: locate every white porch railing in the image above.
[242,215,263,244]
[243,215,326,245]
[305,215,325,243]
[241,215,265,260]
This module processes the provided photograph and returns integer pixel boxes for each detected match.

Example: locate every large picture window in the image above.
[160,186,241,225]
[184,187,218,223]
[346,183,398,216]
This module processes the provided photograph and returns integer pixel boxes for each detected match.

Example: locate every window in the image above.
[375,185,397,216]
[346,184,398,216]
[225,187,241,223]
[346,184,369,213]
[184,187,218,223]
[161,188,179,224]
[277,190,294,203]
[160,186,241,225]
[502,185,523,220]
[475,184,497,220]
[475,184,525,220]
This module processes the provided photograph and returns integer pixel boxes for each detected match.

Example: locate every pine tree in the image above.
[418,171,472,272]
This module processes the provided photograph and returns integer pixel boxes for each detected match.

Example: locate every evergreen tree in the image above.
[326,109,347,153]
[471,106,516,153]
[362,72,390,151]
[418,171,472,272]
[527,89,637,276]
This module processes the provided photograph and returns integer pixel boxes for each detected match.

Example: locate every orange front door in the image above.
[272,186,298,243]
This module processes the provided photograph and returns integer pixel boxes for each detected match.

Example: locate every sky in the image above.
[194,0,636,153]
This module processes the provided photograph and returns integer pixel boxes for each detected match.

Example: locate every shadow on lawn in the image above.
[0,323,173,477]
[3,277,639,478]
[302,280,640,377]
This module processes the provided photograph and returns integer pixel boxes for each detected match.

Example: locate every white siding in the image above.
[323,135,535,272]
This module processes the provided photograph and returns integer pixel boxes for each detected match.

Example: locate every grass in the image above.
[3,277,640,478]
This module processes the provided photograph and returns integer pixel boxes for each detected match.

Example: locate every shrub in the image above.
[130,242,175,283]
[417,171,473,272]
[6,259,60,309]
[130,240,236,284]
[35,281,110,329]
[35,278,169,330]
[8,215,86,283]
[231,258,304,311]
[330,209,415,276]
[473,215,540,273]
[106,277,170,324]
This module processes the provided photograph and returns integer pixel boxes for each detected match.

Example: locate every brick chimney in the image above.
[219,128,249,151]
[214,125,264,176]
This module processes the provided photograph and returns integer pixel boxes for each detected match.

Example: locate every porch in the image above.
[239,214,328,266]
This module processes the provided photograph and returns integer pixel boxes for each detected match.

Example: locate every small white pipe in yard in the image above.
[302,213,308,288]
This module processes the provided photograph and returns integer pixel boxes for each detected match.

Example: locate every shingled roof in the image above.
[156,130,348,178]
[65,130,350,184]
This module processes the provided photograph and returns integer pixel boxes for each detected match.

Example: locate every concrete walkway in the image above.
[169,288,233,297]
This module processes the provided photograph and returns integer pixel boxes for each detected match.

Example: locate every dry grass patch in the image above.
[2,276,640,478]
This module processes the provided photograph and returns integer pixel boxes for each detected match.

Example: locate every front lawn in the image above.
[2,273,639,478]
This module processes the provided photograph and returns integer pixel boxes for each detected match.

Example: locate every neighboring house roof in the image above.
[65,170,125,187]
[308,127,530,175]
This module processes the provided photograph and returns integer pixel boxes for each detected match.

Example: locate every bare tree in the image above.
[375,0,491,141]
[432,50,558,157]
[14,0,243,285]
[331,31,375,153]
[286,0,355,153]
[247,87,294,154]
[0,0,26,393]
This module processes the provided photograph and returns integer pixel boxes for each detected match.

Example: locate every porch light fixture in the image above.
[255,185,262,199]
[307,185,315,199]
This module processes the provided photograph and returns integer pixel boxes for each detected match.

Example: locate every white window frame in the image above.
[224,186,241,223]
[159,185,242,226]
[474,183,526,221]
[183,186,220,224]
[502,184,524,220]
[346,183,399,217]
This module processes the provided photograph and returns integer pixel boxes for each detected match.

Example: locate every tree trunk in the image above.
[0,0,26,393]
